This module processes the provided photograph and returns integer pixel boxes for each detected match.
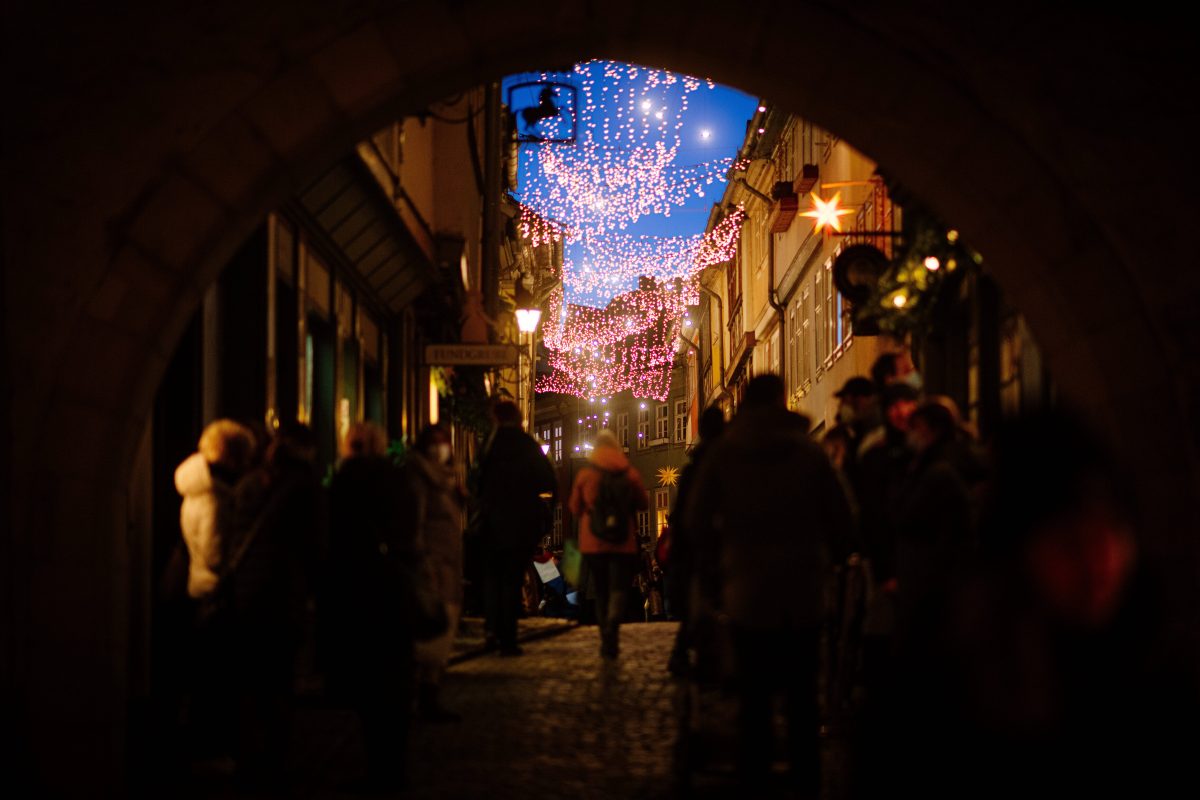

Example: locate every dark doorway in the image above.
[306,313,336,476]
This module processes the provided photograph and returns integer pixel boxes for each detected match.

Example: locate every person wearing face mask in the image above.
[406,424,467,722]
[832,376,880,481]
[870,349,924,395]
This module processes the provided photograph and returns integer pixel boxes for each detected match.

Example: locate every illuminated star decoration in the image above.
[800,191,854,233]
[657,466,680,487]
[512,60,745,401]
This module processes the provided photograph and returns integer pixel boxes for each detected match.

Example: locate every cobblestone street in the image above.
[184,618,847,800]
[266,621,692,799]
[406,621,682,799]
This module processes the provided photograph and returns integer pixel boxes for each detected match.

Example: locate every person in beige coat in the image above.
[175,419,256,599]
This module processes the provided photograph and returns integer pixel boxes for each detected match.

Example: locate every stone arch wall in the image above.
[4,1,1198,790]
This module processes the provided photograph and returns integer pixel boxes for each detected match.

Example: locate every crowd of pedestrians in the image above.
[163,398,562,792]
[160,357,1197,797]
[659,353,1198,797]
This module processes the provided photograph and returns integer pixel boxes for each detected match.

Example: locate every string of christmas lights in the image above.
[512,60,743,401]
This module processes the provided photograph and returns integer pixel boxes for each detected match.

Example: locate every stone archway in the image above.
[4,1,1198,791]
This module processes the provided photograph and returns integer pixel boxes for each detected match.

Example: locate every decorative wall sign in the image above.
[508,80,578,143]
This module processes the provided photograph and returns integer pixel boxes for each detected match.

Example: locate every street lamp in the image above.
[513,274,542,430]
[514,277,542,334]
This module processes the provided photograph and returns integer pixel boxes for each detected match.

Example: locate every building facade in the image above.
[697,105,1050,437]
[534,358,692,556]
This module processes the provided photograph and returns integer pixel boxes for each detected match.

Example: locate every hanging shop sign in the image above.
[424,344,520,366]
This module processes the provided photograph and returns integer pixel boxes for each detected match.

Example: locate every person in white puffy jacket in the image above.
[175,419,257,599]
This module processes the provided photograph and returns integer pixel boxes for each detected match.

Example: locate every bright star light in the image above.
[800,192,854,233]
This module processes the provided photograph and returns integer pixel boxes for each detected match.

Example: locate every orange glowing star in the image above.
[800,192,854,233]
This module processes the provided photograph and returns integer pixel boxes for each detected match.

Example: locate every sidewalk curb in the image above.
[448,620,581,665]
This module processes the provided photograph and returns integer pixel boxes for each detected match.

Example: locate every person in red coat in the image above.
[568,430,649,658]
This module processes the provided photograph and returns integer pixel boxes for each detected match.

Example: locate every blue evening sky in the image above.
[504,63,758,307]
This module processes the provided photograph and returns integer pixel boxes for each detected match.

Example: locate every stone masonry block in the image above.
[181,114,284,214]
[123,171,232,274]
[310,24,404,117]
[53,318,153,413]
[240,66,343,161]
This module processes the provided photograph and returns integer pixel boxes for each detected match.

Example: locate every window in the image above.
[637,510,650,541]
[728,239,742,305]
[616,413,629,447]
[637,407,649,449]
[655,489,670,538]
[823,259,836,364]
[655,404,669,440]
[800,283,812,388]
[674,400,687,442]
[553,424,563,462]
[788,305,800,396]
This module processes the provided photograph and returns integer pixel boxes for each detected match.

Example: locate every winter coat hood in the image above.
[175,451,236,599]
[587,444,630,472]
[175,452,213,497]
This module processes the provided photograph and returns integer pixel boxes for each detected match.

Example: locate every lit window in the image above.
[674,401,687,443]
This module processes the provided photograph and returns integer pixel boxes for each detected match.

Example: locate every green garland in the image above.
[859,203,982,338]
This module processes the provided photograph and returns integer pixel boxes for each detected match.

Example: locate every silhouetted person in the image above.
[172,419,256,764]
[226,421,322,787]
[869,349,921,394]
[892,400,973,632]
[831,375,879,482]
[568,429,649,658]
[476,400,557,655]
[406,424,466,723]
[685,374,853,791]
[665,404,725,676]
[326,421,419,791]
[858,409,1200,799]
[853,382,919,696]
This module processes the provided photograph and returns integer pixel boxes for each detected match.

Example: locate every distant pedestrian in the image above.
[407,424,466,723]
[684,374,853,791]
[568,429,650,659]
[475,400,557,656]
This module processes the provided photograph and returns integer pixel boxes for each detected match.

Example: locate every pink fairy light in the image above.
[513,60,743,400]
